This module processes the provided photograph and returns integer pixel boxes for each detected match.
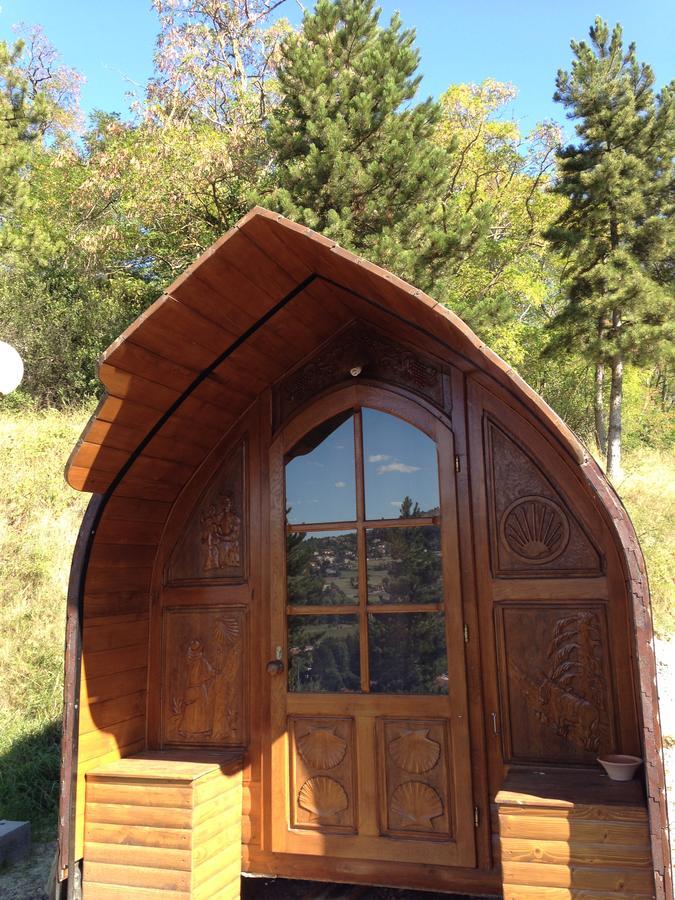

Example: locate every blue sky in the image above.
[1,1,672,133]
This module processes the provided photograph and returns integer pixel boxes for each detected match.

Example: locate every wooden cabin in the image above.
[58,207,672,899]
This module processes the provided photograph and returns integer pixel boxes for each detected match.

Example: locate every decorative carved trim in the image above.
[166,440,246,585]
[495,602,615,764]
[290,716,356,833]
[390,781,444,830]
[273,323,448,428]
[377,717,452,841]
[297,728,348,771]
[161,605,247,748]
[501,495,570,564]
[485,418,602,577]
[298,776,349,823]
[389,729,441,774]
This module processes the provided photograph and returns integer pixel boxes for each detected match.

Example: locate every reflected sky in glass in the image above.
[286,415,356,524]
[362,409,439,520]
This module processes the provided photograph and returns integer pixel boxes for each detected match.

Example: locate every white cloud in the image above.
[377,462,420,475]
[334,481,347,488]
[368,453,391,463]
[390,500,403,507]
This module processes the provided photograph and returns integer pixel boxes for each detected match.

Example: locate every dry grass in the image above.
[615,449,675,637]
[0,405,91,837]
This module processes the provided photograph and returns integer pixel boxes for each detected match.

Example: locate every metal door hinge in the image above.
[454,455,461,473]
[463,623,469,643]
[474,806,480,828]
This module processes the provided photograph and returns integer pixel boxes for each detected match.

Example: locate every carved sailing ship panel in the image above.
[167,441,246,584]
[377,718,452,840]
[161,606,247,748]
[485,419,602,577]
[495,602,615,764]
[273,323,449,428]
[290,717,356,833]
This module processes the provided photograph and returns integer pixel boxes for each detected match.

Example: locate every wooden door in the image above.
[268,385,476,869]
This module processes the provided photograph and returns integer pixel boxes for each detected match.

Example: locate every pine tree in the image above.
[264,0,488,289]
[546,18,674,477]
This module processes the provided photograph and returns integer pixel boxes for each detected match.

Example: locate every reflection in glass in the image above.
[285,412,356,524]
[362,408,439,520]
[288,615,360,693]
[366,525,442,604]
[368,613,447,693]
[287,531,358,605]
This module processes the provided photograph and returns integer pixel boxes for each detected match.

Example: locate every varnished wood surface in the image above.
[496,766,654,899]
[61,205,669,896]
[83,753,242,899]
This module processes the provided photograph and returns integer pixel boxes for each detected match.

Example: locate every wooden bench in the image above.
[495,766,655,899]
[83,751,243,899]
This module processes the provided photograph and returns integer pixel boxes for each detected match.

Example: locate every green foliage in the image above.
[545,18,674,473]
[265,0,488,287]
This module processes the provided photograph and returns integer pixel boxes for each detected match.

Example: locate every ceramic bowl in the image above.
[597,754,642,781]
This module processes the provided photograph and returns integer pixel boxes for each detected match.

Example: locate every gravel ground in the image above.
[2,642,673,898]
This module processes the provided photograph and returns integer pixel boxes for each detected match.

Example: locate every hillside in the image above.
[0,406,673,836]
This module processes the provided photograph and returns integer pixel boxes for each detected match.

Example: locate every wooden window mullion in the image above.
[354,409,370,693]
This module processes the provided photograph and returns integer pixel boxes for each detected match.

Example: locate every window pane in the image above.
[366,525,442,604]
[287,531,358,606]
[368,613,447,693]
[362,408,439,520]
[288,615,360,693]
[286,412,356,525]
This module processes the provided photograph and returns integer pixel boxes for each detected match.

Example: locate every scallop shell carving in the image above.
[389,729,440,774]
[298,776,348,822]
[501,496,570,564]
[298,728,347,770]
[390,781,443,829]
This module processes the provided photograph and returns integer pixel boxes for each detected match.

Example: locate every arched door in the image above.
[268,386,476,868]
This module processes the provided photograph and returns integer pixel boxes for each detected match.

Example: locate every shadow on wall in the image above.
[0,719,61,840]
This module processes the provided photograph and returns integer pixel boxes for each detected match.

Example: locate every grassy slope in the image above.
[0,407,91,838]
[0,407,672,836]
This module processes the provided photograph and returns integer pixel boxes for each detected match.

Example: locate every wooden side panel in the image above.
[75,614,151,861]
[495,603,616,765]
[160,606,247,749]
[496,768,655,899]
[83,756,242,899]
[485,419,602,577]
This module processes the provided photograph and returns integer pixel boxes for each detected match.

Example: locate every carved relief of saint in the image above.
[173,639,216,738]
[200,494,241,572]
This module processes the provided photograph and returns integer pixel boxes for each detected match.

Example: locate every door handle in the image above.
[267,659,285,675]
[267,645,284,675]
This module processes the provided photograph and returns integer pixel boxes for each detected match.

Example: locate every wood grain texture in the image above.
[83,753,242,900]
[496,768,654,899]
[62,206,669,896]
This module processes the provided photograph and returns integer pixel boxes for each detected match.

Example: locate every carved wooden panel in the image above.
[161,606,247,748]
[485,419,602,577]
[495,602,615,764]
[289,717,356,833]
[273,323,448,428]
[167,441,246,584]
[377,718,452,840]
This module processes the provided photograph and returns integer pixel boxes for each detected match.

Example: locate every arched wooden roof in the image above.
[61,206,671,896]
[66,206,587,497]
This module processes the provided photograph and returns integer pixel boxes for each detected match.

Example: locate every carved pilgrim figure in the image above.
[174,639,216,738]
